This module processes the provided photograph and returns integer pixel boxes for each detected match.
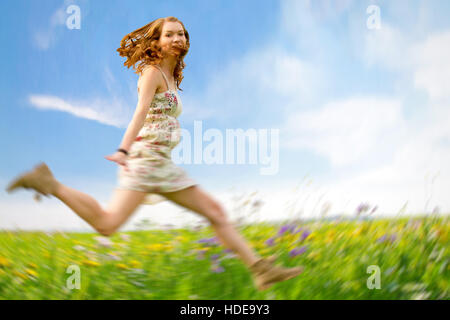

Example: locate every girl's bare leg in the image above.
[52,183,147,236]
[160,185,260,267]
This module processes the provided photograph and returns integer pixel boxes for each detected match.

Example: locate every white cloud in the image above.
[277,95,450,214]
[189,44,327,124]
[276,1,450,214]
[411,30,450,101]
[282,96,407,167]
[28,94,131,128]
[363,23,412,71]
[28,65,135,127]
[280,0,355,57]
[330,6,450,213]
[362,20,450,102]
[321,112,450,215]
[255,49,321,98]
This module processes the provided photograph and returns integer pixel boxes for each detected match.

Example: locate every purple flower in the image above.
[356,203,370,216]
[196,251,205,260]
[211,264,224,273]
[389,233,397,243]
[370,205,378,215]
[277,225,290,236]
[210,254,220,261]
[222,248,232,253]
[197,237,219,246]
[300,229,311,241]
[289,246,308,257]
[377,233,397,244]
[265,237,276,246]
[294,227,303,234]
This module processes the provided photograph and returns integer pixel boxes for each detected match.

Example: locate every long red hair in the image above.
[117,16,190,91]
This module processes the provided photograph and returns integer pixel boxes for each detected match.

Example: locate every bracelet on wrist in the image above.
[117,148,129,156]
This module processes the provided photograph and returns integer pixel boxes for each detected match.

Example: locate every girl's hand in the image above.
[104,151,129,172]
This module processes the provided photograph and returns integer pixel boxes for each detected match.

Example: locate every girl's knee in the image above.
[96,223,116,237]
[97,228,115,237]
[96,211,117,237]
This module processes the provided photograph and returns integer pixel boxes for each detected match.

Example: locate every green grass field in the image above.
[0,215,448,299]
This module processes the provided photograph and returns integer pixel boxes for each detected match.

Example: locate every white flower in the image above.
[105,253,121,261]
[120,234,131,242]
[411,291,431,300]
[73,245,86,251]
[94,236,113,248]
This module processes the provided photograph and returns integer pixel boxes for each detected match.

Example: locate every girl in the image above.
[6,16,303,291]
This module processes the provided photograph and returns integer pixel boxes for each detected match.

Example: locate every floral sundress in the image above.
[116,65,197,205]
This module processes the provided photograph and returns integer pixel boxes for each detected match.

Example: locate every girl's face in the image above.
[159,21,186,58]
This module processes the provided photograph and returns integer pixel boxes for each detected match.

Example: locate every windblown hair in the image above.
[117,16,190,91]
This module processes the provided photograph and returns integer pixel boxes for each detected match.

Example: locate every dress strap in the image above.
[154,65,171,90]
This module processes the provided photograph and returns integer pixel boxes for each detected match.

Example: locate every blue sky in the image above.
[1,0,450,231]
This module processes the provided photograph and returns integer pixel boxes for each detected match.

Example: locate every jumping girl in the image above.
[6,16,303,291]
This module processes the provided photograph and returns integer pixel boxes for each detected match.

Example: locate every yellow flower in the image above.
[164,244,174,252]
[116,263,129,270]
[27,262,38,269]
[352,227,363,238]
[306,232,316,241]
[25,268,38,277]
[146,244,165,251]
[0,256,11,268]
[82,259,100,267]
[12,270,27,280]
[286,234,298,243]
[129,260,142,268]
[433,227,448,243]
[441,229,448,242]
[307,251,320,261]
[251,242,262,250]
[288,242,297,250]
[324,230,336,243]
[174,236,185,242]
